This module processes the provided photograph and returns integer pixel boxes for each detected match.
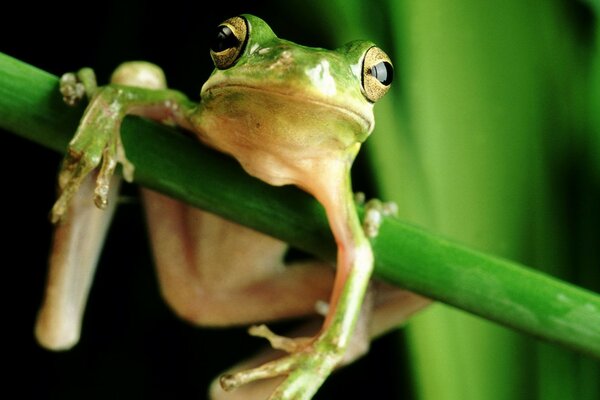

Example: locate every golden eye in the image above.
[362,46,393,102]
[209,16,248,70]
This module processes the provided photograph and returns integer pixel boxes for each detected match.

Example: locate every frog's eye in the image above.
[362,46,394,102]
[210,16,249,70]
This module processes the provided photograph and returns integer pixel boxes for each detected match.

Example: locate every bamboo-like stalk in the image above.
[1,51,600,359]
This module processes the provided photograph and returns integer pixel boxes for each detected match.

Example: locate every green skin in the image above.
[51,14,389,400]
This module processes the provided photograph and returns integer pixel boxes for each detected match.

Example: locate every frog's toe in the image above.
[211,377,285,400]
[362,197,398,238]
[210,353,286,400]
[219,354,308,399]
[219,329,304,392]
[60,73,86,106]
[51,151,103,223]
[59,68,98,106]
[248,324,312,353]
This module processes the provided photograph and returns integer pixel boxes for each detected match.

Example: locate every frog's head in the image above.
[200,15,393,145]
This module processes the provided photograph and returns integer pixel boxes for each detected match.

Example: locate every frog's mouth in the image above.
[202,83,374,133]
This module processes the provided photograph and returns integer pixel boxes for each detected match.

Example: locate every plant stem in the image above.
[1,51,599,358]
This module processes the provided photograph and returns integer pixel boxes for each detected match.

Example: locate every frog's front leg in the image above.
[211,282,430,400]
[219,162,376,399]
[144,188,430,400]
[50,62,195,224]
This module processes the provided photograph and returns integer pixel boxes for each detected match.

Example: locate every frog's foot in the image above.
[51,88,134,224]
[360,196,398,238]
[51,133,126,224]
[59,68,98,106]
[220,327,343,400]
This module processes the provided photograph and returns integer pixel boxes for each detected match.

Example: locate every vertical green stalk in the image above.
[392,3,543,399]
[590,0,600,177]
[317,0,599,399]
[390,1,600,399]
[577,2,600,400]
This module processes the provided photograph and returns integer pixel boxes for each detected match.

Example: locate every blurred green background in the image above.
[2,0,599,398]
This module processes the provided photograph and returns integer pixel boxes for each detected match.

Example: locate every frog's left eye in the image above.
[362,47,394,102]
[210,16,249,70]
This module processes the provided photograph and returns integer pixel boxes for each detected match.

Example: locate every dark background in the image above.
[1,1,411,398]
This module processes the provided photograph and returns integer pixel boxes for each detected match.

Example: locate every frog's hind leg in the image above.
[141,189,336,326]
[35,174,120,350]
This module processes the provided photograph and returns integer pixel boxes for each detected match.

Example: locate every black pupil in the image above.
[369,61,393,86]
[210,25,239,52]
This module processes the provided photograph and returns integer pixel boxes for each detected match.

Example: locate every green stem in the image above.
[1,51,599,358]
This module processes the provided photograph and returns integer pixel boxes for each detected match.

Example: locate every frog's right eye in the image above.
[362,46,393,102]
[210,16,249,70]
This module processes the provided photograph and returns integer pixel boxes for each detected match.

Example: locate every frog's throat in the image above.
[202,83,374,134]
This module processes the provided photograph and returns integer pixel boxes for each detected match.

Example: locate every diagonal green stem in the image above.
[1,51,599,358]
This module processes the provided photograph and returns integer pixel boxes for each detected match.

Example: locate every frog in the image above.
[34,14,430,399]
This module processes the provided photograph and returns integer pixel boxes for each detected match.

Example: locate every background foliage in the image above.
[2,1,599,399]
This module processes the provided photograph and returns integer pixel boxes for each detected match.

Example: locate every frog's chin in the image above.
[201,83,374,134]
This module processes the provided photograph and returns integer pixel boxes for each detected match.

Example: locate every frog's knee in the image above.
[110,61,167,89]
[34,308,81,351]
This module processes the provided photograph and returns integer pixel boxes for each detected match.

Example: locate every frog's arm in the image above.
[217,159,375,398]
[50,63,196,224]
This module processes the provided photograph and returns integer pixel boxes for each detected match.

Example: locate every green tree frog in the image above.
[34,15,430,399]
